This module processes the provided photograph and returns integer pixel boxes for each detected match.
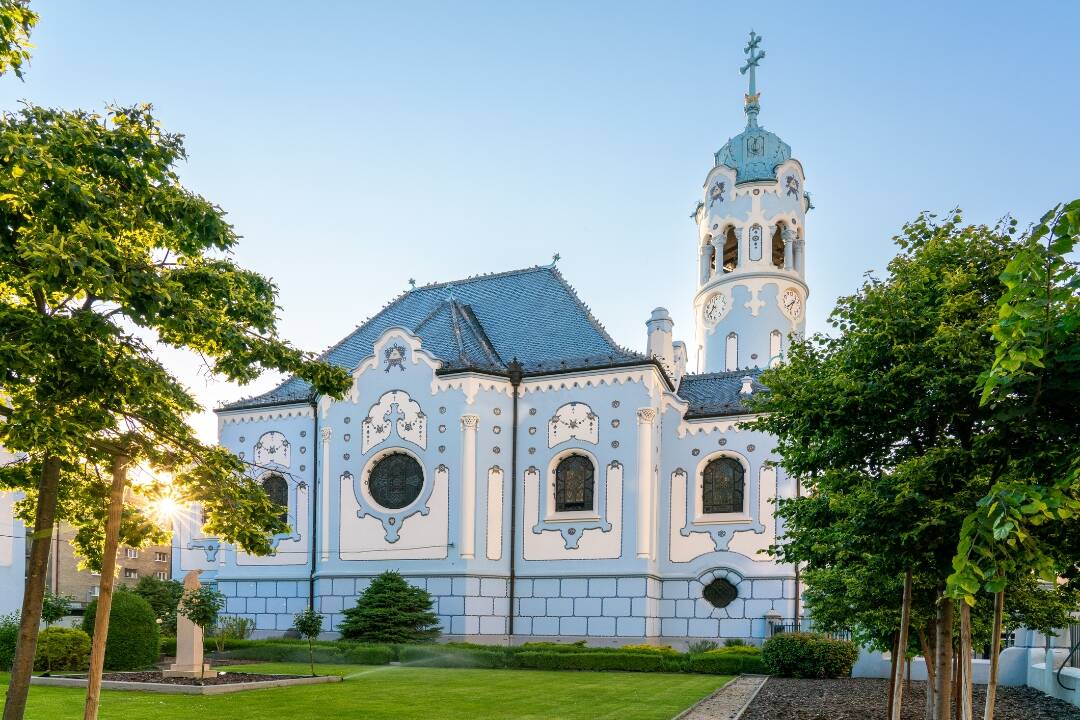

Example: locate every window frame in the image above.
[360,447,426,513]
[546,449,600,521]
[694,452,751,523]
[260,472,290,524]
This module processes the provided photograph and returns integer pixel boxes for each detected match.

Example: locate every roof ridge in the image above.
[545,265,641,357]
[413,264,554,292]
[455,303,505,368]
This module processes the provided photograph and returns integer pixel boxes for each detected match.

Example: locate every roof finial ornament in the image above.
[740,30,765,128]
[551,252,561,266]
[408,277,416,290]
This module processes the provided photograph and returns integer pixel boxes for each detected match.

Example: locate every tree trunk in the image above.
[935,598,954,720]
[890,570,913,720]
[952,644,962,720]
[959,603,974,720]
[3,456,62,720]
[83,454,128,720]
[887,631,900,714]
[922,624,937,720]
[983,590,1004,720]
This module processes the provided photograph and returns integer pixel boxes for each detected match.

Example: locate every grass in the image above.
[0,663,730,719]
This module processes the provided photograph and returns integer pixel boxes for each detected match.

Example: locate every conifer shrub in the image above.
[761,632,858,678]
[82,590,160,670]
[34,627,91,672]
[337,571,440,643]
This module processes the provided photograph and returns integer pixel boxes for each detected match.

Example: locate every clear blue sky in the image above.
[4,1,1077,441]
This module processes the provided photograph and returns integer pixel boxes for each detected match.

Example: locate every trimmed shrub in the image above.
[761,633,858,678]
[82,590,160,670]
[706,645,762,656]
[511,650,681,673]
[34,627,91,672]
[221,640,394,666]
[619,643,678,655]
[686,651,766,675]
[338,572,440,644]
[0,613,19,671]
[398,645,505,669]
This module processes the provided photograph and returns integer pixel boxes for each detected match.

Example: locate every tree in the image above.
[292,609,324,676]
[39,591,71,628]
[0,101,351,720]
[0,0,36,80]
[132,576,184,635]
[746,211,1075,719]
[176,586,224,680]
[338,572,440,644]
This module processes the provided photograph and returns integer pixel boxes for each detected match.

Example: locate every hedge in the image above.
[34,627,91,672]
[0,613,18,671]
[511,650,683,673]
[761,633,858,678]
[398,645,505,669]
[221,641,394,666]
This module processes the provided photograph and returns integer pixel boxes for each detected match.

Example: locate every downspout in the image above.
[309,398,319,611]
[793,472,801,626]
[506,360,523,642]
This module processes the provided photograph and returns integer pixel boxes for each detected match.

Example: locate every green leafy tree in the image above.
[132,576,184,635]
[746,211,1055,719]
[0,101,350,720]
[0,0,36,80]
[338,572,440,644]
[292,609,324,676]
[81,589,159,671]
[39,591,71,628]
[176,586,224,680]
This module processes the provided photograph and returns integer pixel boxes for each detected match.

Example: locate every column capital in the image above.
[636,408,657,424]
[461,414,480,429]
[320,426,333,443]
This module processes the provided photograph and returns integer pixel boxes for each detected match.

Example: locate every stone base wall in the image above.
[217,573,796,642]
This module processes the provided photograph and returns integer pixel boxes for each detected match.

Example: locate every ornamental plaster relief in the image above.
[431,375,512,404]
[218,404,313,428]
[485,466,504,561]
[523,462,622,560]
[548,402,599,447]
[348,328,443,403]
[361,390,427,452]
[727,465,777,560]
[338,464,448,560]
[254,431,291,468]
[668,470,718,563]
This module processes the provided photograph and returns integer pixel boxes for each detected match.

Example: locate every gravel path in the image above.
[739,677,1080,720]
[678,675,767,720]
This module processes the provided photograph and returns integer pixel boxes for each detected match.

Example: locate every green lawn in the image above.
[1,663,729,720]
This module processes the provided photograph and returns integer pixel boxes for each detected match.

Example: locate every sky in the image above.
[3,1,1077,442]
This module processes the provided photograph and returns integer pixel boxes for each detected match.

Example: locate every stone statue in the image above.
[163,570,212,679]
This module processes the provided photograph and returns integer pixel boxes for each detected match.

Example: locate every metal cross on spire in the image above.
[740,30,765,127]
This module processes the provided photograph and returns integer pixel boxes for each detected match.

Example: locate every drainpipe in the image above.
[506,360,523,642]
[309,398,319,612]
[793,471,801,626]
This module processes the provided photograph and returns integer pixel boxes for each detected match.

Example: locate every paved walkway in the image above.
[678,675,768,720]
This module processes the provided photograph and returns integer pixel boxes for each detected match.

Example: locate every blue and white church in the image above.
[173,35,811,644]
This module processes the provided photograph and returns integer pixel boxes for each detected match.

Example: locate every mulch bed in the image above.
[740,678,1080,720]
[93,671,307,686]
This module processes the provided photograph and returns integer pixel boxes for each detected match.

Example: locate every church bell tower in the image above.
[692,32,810,374]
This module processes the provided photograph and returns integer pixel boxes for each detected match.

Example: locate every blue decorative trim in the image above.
[187,539,221,563]
[531,457,616,549]
[347,458,440,543]
[675,465,763,551]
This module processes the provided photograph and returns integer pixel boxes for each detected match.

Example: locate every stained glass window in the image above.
[702,457,744,514]
[261,474,289,523]
[555,455,594,513]
[369,453,424,509]
[703,578,738,608]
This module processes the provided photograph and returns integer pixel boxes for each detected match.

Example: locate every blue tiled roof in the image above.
[677,369,767,418]
[221,265,643,411]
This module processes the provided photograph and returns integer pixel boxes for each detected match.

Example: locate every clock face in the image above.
[781,288,803,320]
[703,294,727,325]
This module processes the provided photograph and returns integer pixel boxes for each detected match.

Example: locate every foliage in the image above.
[0,612,18,670]
[176,586,224,634]
[221,641,394,666]
[33,627,90,672]
[746,211,1026,651]
[39,591,71,627]
[723,638,747,647]
[760,633,858,678]
[948,199,1080,603]
[619,644,677,654]
[210,615,254,653]
[292,609,324,675]
[132,576,183,635]
[686,640,720,654]
[0,0,36,79]
[705,645,761,656]
[337,572,440,644]
[684,652,766,675]
[81,590,160,670]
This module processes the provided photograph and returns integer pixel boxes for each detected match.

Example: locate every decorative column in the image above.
[700,244,713,284]
[783,227,794,270]
[320,426,333,561]
[460,415,480,559]
[636,408,656,559]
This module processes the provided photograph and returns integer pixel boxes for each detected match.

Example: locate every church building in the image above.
[173,34,810,644]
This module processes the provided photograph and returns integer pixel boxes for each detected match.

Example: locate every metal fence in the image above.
[767,617,852,642]
[1069,623,1080,670]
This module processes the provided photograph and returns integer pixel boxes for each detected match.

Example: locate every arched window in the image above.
[725,332,738,371]
[769,330,782,366]
[368,452,424,509]
[554,455,595,513]
[722,227,738,272]
[772,223,786,269]
[702,457,744,514]
[261,474,289,523]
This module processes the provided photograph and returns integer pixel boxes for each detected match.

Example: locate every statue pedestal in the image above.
[163,663,213,679]
[166,569,213,679]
